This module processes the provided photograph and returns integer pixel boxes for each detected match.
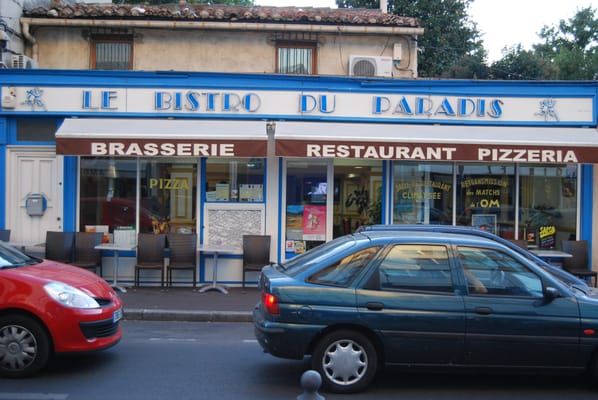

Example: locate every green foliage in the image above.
[490,44,556,80]
[337,0,485,78]
[533,6,597,80]
[337,1,597,80]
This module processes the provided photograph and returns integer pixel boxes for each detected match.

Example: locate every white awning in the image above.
[56,118,268,157]
[275,122,598,163]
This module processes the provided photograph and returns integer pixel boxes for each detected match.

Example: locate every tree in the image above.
[489,44,556,80]
[337,0,485,78]
[534,6,597,80]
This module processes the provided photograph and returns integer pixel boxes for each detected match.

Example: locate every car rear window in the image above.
[307,246,381,287]
[282,235,357,277]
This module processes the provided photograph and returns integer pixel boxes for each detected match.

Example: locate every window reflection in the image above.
[519,165,577,249]
[394,163,453,225]
[79,157,137,233]
[456,164,515,239]
[334,160,382,238]
[140,159,197,234]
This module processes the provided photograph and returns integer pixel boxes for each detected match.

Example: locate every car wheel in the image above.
[0,314,51,378]
[312,330,378,394]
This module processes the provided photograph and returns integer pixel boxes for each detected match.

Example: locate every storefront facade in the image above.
[1,70,597,286]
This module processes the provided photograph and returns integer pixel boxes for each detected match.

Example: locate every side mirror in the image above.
[544,286,560,302]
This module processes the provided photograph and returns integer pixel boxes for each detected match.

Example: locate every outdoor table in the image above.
[198,245,238,294]
[529,249,572,266]
[95,243,136,293]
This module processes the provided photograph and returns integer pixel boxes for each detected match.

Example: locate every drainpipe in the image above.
[21,22,37,62]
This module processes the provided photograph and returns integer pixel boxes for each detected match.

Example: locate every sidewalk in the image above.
[120,287,259,323]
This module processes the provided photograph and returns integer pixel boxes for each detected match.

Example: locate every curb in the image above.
[124,308,253,323]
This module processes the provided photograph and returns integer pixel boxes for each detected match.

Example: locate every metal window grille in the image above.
[95,41,132,70]
[277,47,313,75]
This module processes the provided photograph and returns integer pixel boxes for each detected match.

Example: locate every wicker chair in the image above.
[70,232,103,275]
[166,233,197,287]
[562,240,598,287]
[45,231,75,263]
[134,233,166,287]
[242,235,271,288]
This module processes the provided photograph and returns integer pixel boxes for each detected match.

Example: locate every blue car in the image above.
[253,225,598,393]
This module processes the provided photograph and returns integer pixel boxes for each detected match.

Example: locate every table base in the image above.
[198,283,229,294]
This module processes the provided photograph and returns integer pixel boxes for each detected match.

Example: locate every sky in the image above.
[254,0,595,62]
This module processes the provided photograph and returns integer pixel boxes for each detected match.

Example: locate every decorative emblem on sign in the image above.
[535,99,559,121]
[22,87,46,111]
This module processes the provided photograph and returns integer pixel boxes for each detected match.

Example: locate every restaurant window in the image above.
[79,157,137,233]
[92,35,133,70]
[205,158,264,203]
[333,159,382,238]
[140,159,197,234]
[393,162,453,225]
[456,164,515,239]
[286,160,328,258]
[519,165,577,249]
[277,42,316,75]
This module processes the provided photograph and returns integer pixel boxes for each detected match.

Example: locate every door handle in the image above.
[474,306,493,315]
[366,302,384,311]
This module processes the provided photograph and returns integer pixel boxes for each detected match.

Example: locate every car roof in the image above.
[358,229,497,246]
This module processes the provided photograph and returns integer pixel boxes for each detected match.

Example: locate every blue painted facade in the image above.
[0,69,596,285]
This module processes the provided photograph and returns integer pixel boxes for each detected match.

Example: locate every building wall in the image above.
[33,26,417,78]
[0,0,25,65]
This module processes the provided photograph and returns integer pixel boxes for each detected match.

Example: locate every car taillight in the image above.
[262,292,280,315]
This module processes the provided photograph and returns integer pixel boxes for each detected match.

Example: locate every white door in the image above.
[7,148,63,244]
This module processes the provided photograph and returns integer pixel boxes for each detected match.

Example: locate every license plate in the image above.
[113,308,123,323]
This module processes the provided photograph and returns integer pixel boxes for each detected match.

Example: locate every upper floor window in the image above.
[276,42,316,75]
[92,35,133,70]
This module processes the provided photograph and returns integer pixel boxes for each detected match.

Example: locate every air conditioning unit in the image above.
[12,54,38,69]
[349,55,392,77]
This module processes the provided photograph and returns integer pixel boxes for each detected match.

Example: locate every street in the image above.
[1,320,597,400]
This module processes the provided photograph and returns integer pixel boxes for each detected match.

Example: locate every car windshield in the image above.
[281,235,357,276]
[0,242,40,268]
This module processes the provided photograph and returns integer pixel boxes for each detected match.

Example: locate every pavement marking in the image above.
[243,339,258,343]
[0,394,68,400]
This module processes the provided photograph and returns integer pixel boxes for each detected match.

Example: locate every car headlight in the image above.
[44,282,100,309]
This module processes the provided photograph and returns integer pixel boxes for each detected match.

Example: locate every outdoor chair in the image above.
[45,231,75,263]
[562,240,598,287]
[134,233,166,287]
[166,233,197,287]
[242,235,271,289]
[0,229,10,242]
[70,232,103,276]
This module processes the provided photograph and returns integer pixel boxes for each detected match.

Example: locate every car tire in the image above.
[0,314,52,378]
[312,330,378,394]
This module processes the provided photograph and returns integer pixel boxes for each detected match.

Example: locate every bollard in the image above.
[297,370,325,400]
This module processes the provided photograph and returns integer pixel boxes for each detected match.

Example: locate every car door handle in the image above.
[366,302,384,311]
[474,306,493,315]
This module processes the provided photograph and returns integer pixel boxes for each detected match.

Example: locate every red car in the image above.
[0,241,122,377]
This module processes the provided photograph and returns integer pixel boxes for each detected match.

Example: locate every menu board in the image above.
[204,204,265,251]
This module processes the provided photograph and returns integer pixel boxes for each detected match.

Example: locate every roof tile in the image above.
[24,3,419,27]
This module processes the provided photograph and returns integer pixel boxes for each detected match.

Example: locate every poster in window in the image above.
[538,225,557,249]
[303,205,326,241]
[286,205,304,240]
[471,214,497,235]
